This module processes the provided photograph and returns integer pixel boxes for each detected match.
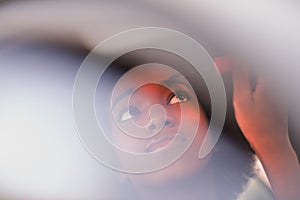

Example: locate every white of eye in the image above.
[120,110,133,122]
[119,106,140,122]
[169,94,188,105]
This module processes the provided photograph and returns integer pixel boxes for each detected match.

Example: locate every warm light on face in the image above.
[109,64,210,185]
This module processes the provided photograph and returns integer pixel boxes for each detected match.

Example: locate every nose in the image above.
[147,118,174,133]
[129,83,179,133]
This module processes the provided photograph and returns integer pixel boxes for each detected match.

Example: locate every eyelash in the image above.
[167,90,190,105]
[118,90,191,122]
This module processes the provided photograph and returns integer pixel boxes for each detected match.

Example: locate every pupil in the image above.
[129,106,140,116]
[178,95,185,101]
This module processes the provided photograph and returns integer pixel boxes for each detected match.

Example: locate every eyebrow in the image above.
[161,74,192,90]
[112,73,192,108]
[112,88,134,108]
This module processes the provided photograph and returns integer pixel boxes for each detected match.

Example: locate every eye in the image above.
[120,110,132,122]
[119,106,140,122]
[167,91,190,105]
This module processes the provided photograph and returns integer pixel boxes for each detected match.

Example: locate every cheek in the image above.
[181,103,208,131]
[184,105,209,148]
[199,110,209,132]
[197,109,209,140]
[110,123,146,152]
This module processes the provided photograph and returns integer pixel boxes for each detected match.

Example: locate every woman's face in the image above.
[109,64,210,186]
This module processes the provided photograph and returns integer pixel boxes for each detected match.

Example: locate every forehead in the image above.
[112,63,184,95]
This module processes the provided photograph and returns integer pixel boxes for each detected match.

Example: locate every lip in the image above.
[145,133,186,153]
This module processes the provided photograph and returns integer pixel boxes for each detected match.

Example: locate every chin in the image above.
[128,145,212,187]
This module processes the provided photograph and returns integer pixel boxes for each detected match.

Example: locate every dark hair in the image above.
[96,49,255,200]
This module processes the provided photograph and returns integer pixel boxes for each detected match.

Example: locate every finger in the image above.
[213,56,235,74]
[253,70,277,102]
[232,64,252,102]
[255,72,288,110]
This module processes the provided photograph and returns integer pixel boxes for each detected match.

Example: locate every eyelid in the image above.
[167,93,176,104]
[167,90,191,105]
[117,106,140,122]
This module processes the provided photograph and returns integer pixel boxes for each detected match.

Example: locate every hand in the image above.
[229,60,300,200]
[231,64,289,152]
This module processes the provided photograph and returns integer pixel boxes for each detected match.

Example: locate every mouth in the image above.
[145,133,186,153]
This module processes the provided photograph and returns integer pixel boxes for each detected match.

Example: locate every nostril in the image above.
[148,124,156,131]
[148,120,173,132]
[164,120,172,127]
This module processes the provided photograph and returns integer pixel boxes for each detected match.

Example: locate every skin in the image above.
[1,2,299,199]
[110,64,212,188]
[219,57,300,200]
[110,58,300,200]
